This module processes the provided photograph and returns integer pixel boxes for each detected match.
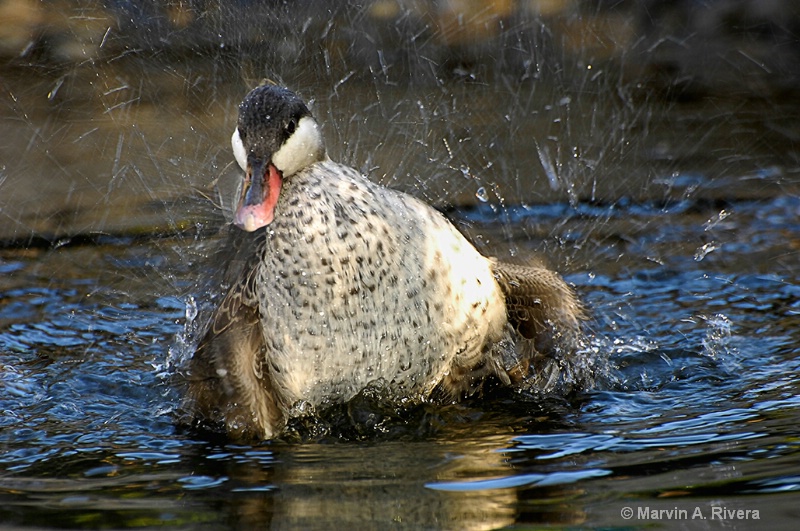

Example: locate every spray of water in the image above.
[2,1,800,436]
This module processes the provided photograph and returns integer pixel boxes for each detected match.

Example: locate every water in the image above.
[3,2,800,529]
[2,193,799,528]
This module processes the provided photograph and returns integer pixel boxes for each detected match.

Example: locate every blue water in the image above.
[1,192,798,529]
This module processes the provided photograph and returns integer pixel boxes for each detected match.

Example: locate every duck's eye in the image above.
[286,119,297,136]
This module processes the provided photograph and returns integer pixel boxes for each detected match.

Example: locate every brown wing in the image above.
[181,227,285,440]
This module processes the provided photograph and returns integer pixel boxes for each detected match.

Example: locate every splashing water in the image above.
[1,1,800,529]
[694,241,719,261]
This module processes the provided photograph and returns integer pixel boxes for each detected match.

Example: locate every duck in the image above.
[182,84,585,440]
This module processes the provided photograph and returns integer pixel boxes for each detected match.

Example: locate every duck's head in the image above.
[231,85,324,231]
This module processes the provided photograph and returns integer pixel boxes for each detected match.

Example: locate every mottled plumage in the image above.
[183,85,585,439]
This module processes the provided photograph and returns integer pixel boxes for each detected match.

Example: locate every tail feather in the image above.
[491,259,587,392]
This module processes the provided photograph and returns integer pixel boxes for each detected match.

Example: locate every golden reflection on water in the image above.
[239,435,523,529]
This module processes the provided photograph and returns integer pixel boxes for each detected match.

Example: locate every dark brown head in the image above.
[231,85,324,231]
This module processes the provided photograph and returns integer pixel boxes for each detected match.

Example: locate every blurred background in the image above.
[2,0,799,245]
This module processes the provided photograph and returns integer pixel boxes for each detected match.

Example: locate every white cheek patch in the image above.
[271,116,322,177]
[231,128,247,171]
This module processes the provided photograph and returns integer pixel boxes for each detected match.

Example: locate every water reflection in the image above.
[266,438,519,530]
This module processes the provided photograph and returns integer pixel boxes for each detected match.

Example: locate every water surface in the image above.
[2,190,799,528]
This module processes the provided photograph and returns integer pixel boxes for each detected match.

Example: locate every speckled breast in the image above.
[253,160,508,407]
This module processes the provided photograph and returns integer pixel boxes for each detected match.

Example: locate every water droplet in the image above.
[475,187,488,202]
[694,242,719,261]
[704,209,731,231]
[184,296,198,323]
